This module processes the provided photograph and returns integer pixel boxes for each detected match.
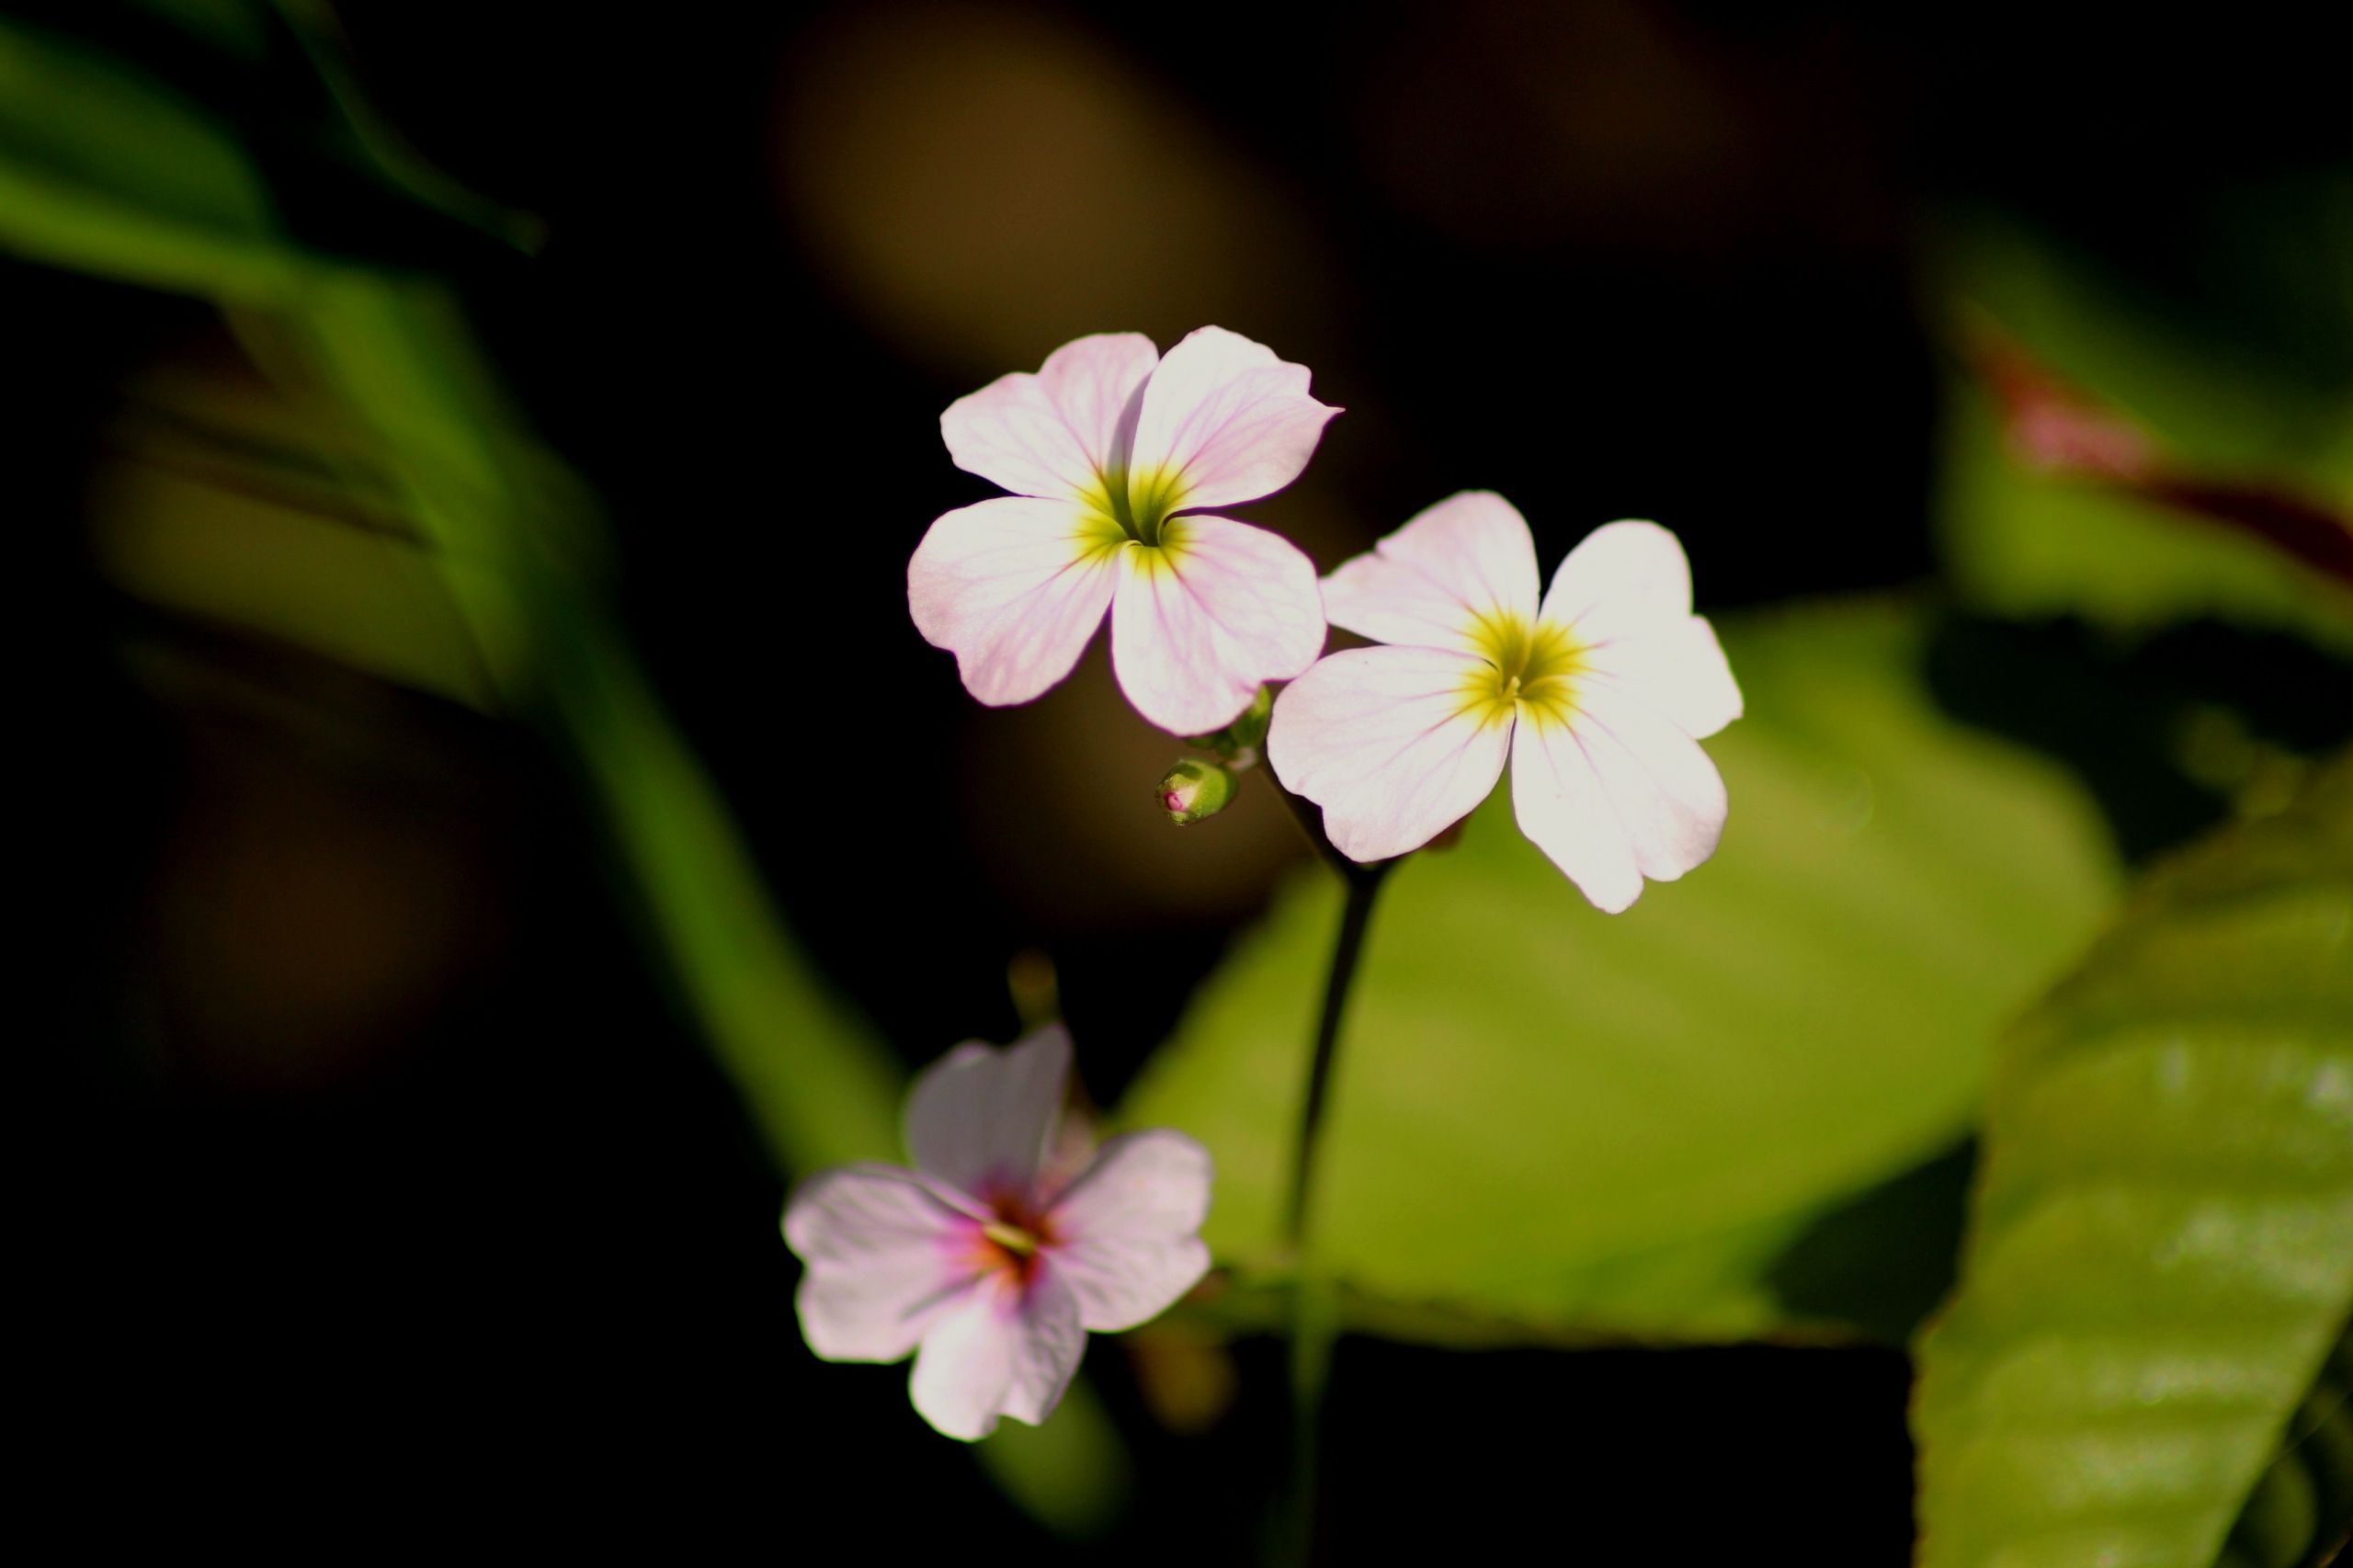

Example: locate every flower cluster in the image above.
[909,327,1741,914]
[793,328,1745,1440]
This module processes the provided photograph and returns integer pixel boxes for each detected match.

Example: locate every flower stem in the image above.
[1265,775,1392,1564]
[1283,858,1389,1250]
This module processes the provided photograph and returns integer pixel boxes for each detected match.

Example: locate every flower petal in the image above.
[1538,518,1699,648]
[905,1026,1072,1202]
[908,496,1124,707]
[1319,490,1541,653]
[1108,516,1326,734]
[1583,616,1744,740]
[1048,1131,1214,1334]
[784,1164,974,1363]
[939,332,1159,500]
[1267,645,1512,862]
[1127,326,1339,512]
[1510,683,1728,913]
[909,1269,1086,1441]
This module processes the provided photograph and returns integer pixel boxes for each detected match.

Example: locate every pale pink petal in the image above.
[905,1027,1072,1202]
[784,1164,975,1362]
[1582,617,1744,739]
[908,496,1125,707]
[939,333,1159,500]
[1047,1131,1213,1334]
[1510,684,1728,913]
[1266,645,1512,862]
[908,1270,1086,1441]
[1319,491,1541,652]
[1538,518,1699,648]
[1126,326,1339,512]
[1507,716,1643,915]
[1108,516,1326,734]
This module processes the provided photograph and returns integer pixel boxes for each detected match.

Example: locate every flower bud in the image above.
[1186,686,1274,762]
[1158,757,1239,825]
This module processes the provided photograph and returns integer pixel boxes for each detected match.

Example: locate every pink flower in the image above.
[783,1028,1213,1440]
[909,328,1338,734]
[1267,492,1742,913]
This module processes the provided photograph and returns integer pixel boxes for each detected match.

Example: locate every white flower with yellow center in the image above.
[1267,492,1742,913]
[909,327,1338,734]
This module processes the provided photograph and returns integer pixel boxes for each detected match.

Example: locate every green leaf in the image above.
[2219,1319,2353,1568]
[1933,219,2353,655]
[1121,600,2120,1343]
[1912,755,2353,1568]
[243,272,908,1174]
[0,15,313,301]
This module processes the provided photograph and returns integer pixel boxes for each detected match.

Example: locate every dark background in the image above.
[24,1,2352,1556]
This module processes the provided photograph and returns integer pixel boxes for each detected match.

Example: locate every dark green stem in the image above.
[1283,860,1389,1249]
[1263,774,1392,1564]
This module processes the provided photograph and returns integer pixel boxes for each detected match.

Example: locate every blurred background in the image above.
[17,0,2351,1559]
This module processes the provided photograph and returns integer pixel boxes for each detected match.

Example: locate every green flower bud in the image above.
[1158,757,1239,826]
[1186,686,1274,761]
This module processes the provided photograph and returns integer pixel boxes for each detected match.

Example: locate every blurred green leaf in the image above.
[242,272,907,1173]
[129,0,272,58]
[7,7,1103,1528]
[977,1377,1132,1540]
[1938,379,2353,660]
[1122,600,2120,1343]
[1912,755,2353,1568]
[1941,215,2353,485]
[1935,221,2353,655]
[2219,1321,2352,1568]
[0,4,906,1173]
[0,13,313,300]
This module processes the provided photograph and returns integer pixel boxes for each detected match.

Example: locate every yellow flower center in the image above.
[1460,609,1586,730]
[1084,464,1188,547]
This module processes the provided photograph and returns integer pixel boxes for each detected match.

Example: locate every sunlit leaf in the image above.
[1912,755,2353,1568]
[1123,600,2120,1342]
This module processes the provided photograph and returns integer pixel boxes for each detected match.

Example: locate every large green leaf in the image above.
[1912,755,2353,1568]
[1121,600,2120,1342]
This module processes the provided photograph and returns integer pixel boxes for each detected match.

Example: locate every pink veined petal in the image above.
[908,496,1124,708]
[1569,683,1730,883]
[1507,715,1643,915]
[1108,516,1327,734]
[1126,326,1339,512]
[908,1268,1086,1441]
[1320,491,1541,653]
[1511,683,1729,912]
[1580,616,1744,740]
[904,1027,1072,1203]
[783,1164,976,1363]
[1538,518,1699,649]
[1047,1130,1214,1334]
[1266,645,1513,863]
[938,333,1159,500]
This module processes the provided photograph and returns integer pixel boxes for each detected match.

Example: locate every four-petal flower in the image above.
[909,327,1339,734]
[784,1027,1213,1440]
[1267,492,1742,912]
